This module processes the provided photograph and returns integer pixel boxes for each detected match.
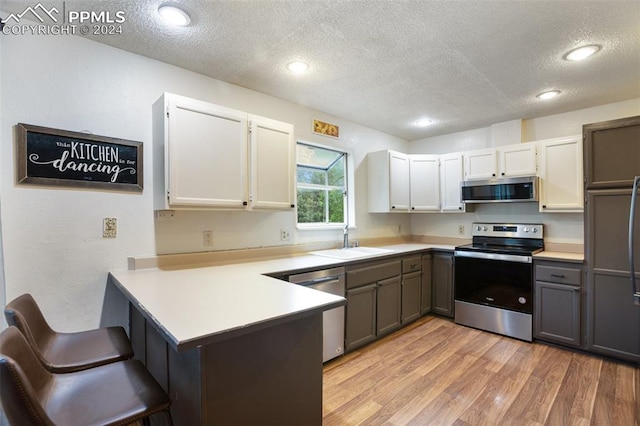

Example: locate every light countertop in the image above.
[111,242,582,351]
[533,251,584,263]
[110,243,453,351]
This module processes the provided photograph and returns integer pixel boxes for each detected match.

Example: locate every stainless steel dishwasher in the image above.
[288,267,345,362]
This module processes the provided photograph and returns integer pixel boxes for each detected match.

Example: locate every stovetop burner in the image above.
[455,243,543,256]
[455,223,544,255]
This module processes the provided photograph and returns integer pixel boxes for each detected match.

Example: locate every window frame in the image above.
[295,141,355,231]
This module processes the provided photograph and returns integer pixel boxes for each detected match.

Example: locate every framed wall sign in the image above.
[15,123,143,192]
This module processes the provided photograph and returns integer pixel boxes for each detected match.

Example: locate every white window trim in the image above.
[295,140,356,231]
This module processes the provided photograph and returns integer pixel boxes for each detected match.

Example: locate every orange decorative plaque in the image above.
[312,119,339,139]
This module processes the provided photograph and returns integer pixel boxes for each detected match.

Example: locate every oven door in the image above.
[454,251,533,314]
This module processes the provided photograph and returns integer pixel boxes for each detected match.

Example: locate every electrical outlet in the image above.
[155,210,175,221]
[280,228,290,241]
[203,230,214,247]
[397,224,402,234]
[103,218,117,238]
[458,225,465,236]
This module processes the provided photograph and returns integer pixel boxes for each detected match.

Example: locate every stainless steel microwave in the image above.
[461,176,539,203]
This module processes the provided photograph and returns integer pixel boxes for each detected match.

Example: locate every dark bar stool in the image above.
[4,293,133,373]
[0,326,173,426]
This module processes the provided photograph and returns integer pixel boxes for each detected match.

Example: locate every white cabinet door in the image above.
[538,135,583,212]
[464,143,536,182]
[248,115,295,210]
[389,151,410,211]
[409,155,440,211]
[464,148,498,180]
[166,94,248,208]
[499,142,537,177]
[440,153,465,212]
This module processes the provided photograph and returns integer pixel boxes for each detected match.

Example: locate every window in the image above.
[296,142,349,227]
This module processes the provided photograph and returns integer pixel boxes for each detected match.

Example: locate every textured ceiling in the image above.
[2,0,639,140]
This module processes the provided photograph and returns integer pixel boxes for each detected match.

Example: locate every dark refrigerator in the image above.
[584,115,640,363]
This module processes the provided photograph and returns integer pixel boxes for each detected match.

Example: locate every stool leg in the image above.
[164,409,174,426]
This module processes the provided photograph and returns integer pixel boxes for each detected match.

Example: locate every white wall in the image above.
[409,98,640,243]
[0,27,5,330]
[0,28,408,330]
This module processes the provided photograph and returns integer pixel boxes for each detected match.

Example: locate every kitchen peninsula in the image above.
[109,256,348,426]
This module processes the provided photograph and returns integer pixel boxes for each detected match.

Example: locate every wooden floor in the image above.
[323,316,640,425]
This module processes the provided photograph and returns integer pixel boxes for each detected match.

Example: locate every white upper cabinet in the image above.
[464,143,537,180]
[248,115,295,210]
[409,155,440,211]
[368,150,464,213]
[154,93,295,211]
[464,148,498,180]
[389,151,411,211]
[538,135,583,212]
[498,142,537,178]
[162,94,248,209]
[368,150,410,212]
[440,153,466,212]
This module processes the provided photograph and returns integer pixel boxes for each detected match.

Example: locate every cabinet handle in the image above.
[542,205,547,209]
[242,201,248,206]
[551,274,565,278]
[458,206,462,210]
[391,206,396,209]
[290,204,295,208]
[501,172,505,176]
[492,173,496,177]
[411,207,415,210]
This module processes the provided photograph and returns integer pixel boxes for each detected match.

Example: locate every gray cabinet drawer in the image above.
[535,264,581,286]
[402,256,422,273]
[346,260,401,289]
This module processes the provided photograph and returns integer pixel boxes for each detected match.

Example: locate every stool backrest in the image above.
[4,293,56,367]
[0,326,55,425]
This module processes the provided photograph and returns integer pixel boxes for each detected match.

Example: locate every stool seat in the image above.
[4,293,133,373]
[0,326,172,426]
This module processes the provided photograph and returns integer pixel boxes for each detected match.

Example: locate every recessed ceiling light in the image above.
[414,118,433,127]
[286,61,309,74]
[537,90,561,100]
[158,5,191,26]
[564,45,601,61]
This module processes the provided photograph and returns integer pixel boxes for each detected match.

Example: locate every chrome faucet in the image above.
[343,224,349,249]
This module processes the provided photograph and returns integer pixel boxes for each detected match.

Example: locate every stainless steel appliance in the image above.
[584,115,640,363]
[461,176,538,203]
[631,175,640,305]
[454,223,544,341]
[288,267,345,362]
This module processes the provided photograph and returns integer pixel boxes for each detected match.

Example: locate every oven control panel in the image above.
[472,223,543,239]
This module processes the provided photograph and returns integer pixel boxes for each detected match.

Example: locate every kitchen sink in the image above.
[309,247,394,260]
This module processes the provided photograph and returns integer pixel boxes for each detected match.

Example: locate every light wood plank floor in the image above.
[323,316,640,425]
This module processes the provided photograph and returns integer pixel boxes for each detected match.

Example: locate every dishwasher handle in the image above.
[294,275,342,286]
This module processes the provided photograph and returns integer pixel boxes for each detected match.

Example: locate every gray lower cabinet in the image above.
[534,261,582,347]
[401,256,422,324]
[421,253,433,314]
[345,259,402,352]
[432,252,454,317]
[377,276,402,335]
[345,284,377,350]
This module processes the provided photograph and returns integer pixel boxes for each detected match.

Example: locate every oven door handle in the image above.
[454,250,532,264]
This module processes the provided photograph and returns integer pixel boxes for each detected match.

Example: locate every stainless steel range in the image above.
[454,223,543,341]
